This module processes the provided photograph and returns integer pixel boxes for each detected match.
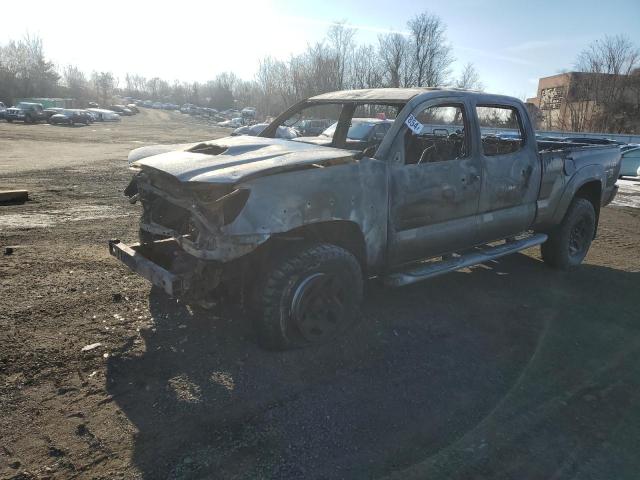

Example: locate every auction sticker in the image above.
[405,114,423,134]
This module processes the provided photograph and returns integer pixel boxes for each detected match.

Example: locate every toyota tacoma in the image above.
[110,88,622,349]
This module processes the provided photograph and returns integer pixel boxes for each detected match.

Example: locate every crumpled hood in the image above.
[130,135,356,184]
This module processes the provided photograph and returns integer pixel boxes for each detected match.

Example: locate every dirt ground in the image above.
[1,109,640,480]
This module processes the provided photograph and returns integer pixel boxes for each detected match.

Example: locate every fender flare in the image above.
[550,164,605,226]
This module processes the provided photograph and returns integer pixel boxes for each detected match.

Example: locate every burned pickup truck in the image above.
[110,88,621,349]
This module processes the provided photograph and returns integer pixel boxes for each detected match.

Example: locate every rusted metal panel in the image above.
[132,136,357,185]
[108,239,191,297]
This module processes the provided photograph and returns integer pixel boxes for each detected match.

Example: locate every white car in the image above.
[620,146,640,177]
[87,108,121,122]
[217,117,244,128]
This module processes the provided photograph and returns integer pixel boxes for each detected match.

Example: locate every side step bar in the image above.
[383,233,548,288]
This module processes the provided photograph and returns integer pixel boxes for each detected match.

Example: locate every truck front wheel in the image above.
[252,243,363,350]
[541,197,596,269]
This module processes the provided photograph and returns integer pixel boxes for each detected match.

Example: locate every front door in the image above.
[387,99,482,265]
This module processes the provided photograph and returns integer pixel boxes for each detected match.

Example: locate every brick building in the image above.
[527,72,640,133]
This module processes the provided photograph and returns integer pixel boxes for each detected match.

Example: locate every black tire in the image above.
[541,197,596,269]
[251,243,363,350]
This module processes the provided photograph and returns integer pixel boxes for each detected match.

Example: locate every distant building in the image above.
[527,72,640,133]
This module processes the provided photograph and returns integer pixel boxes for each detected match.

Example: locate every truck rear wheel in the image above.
[252,243,363,350]
[541,197,596,269]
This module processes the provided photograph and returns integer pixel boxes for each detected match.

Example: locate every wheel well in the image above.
[270,221,367,270]
[575,180,601,236]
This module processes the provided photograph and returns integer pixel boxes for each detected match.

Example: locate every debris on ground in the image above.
[81,343,102,352]
[0,189,29,203]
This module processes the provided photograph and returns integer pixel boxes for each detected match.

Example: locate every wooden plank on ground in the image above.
[0,190,29,203]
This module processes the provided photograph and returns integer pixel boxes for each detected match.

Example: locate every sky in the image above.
[1,0,639,99]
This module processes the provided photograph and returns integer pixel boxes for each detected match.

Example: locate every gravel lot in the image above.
[1,110,640,480]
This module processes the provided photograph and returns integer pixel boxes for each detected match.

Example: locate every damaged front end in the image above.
[110,168,267,301]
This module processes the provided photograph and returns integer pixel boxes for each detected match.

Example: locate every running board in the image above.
[383,233,548,288]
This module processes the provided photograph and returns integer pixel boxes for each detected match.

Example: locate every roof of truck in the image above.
[308,87,485,103]
[308,88,437,103]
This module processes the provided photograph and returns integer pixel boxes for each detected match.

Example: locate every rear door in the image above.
[387,98,482,265]
[472,102,541,242]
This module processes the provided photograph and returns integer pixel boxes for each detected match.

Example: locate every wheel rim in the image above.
[290,272,347,342]
[569,216,590,257]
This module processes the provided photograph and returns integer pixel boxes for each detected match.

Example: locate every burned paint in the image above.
[113,88,622,303]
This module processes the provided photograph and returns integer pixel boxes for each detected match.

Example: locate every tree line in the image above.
[0,13,638,133]
[0,12,480,114]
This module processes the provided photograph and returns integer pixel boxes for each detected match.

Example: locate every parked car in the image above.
[106,105,133,116]
[126,104,140,113]
[84,110,100,122]
[619,146,640,177]
[113,88,622,350]
[217,117,244,128]
[296,119,333,136]
[0,101,6,120]
[44,107,64,121]
[87,108,121,122]
[5,102,47,123]
[232,122,298,139]
[241,107,256,121]
[294,118,393,150]
[49,109,91,126]
[77,109,95,123]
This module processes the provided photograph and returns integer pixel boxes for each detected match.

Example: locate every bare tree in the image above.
[327,21,357,90]
[0,34,58,103]
[349,44,384,89]
[62,65,89,100]
[570,35,640,132]
[454,62,483,90]
[406,12,453,87]
[92,71,116,105]
[378,33,408,88]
